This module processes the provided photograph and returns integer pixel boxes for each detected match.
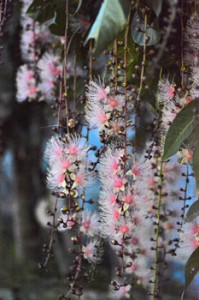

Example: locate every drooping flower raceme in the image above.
[16,65,37,102]
[37,52,62,101]
[44,135,90,197]
[85,80,130,139]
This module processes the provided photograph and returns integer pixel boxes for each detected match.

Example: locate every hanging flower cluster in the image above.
[45,135,90,197]
[83,77,190,298]
[16,0,86,103]
[45,134,103,268]
[15,1,199,298]
[99,148,154,293]
[85,79,133,140]
[185,13,199,99]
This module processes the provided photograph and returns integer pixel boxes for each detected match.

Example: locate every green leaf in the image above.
[26,0,56,23]
[147,0,163,17]
[85,0,130,56]
[185,125,199,148]
[26,0,66,36]
[131,12,161,46]
[185,200,199,222]
[184,247,199,290]
[163,99,199,160]
[193,142,199,187]
[48,6,66,36]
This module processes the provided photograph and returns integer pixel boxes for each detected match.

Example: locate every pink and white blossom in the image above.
[177,217,199,260]
[85,102,110,129]
[44,136,64,164]
[47,166,66,192]
[110,284,131,299]
[158,78,175,102]
[82,239,100,263]
[70,15,90,33]
[80,211,99,237]
[16,65,37,102]
[105,95,124,111]
[64,135,89,161]
[58,209,76,232]
[86,79,110,103]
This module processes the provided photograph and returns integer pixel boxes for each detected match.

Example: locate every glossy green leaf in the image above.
[147,0,163,17]
[163,99,199,160]
[185,125,199,148]
[26,0,66,36]
[185,200,199,223]
[26,0,56,23]
[48,7,66,36]
[184,247,199,291]
[131,12,161,46]
[85,0,130,56]
[193,142,199,187]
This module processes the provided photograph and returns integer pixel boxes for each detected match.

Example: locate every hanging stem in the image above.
[42,197,58,269]
[180,2,185,88]
[114,39,118,92]
[63,0,69,133]
[58,68,64,130]
[73,53,77,127]
[117,12,131,280]
[137,13,147,101]
[89,40,93,81]
[171,163,190,255]
[123,12,130,172]
[152,159,163,299]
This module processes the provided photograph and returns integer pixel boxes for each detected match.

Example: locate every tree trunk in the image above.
[12,102,47,262]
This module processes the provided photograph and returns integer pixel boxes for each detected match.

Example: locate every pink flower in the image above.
[16,65,37,102]
[86,79,110,103]
[85,102,109,129]
[158,78,175,101]
[70,15,90,32]
[61,158,71,170]
[99,148,124,175]
[110,284,131,299]
[38,52,62,80]
[44,135,89,194]
[64,135,89,161]
[58,209,76,232]
[44,136,64,164]
[47,166,66,191]
[117,219,133,237]
[105,95,124,111]
[80,211,99,237]
[177,217,199,259]
[108,120,124,135]
[70,166,90,190]
[126,158,147,179]
[123,193,135,205]
[82,239,101,263]
[119,224,130,235]
[113,176,126,191]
